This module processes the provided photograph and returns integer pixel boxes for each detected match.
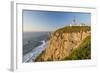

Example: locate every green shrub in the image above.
[55,26,90,33]
[64,36,91,60]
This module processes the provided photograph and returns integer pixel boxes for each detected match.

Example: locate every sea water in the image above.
[23,32,50,62]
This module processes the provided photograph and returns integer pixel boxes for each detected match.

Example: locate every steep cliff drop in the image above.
[35,26,91,61]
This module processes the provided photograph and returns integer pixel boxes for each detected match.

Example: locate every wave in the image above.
[23,40,48,63]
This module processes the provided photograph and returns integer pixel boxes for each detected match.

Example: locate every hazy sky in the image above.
[23,10,91,32]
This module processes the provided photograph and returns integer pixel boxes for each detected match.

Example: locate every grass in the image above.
[63,35,91,60]
[35,26,91,61]
[54,26,91,33]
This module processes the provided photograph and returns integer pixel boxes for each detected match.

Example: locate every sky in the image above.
[23,10,91,32]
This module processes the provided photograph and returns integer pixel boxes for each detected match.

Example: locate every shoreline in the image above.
[23,41,48,63]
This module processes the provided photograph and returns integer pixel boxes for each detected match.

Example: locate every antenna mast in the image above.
[73,16,76,25]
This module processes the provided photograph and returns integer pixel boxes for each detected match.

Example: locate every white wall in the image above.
[0,0,100,73]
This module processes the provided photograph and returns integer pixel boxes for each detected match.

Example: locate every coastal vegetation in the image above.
[35,26,91,61]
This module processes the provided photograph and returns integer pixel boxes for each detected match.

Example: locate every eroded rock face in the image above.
[36,30,91,61]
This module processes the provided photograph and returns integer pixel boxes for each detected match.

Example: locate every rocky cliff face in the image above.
[35,26,91,61]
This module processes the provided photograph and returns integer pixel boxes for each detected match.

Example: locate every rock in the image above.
[35,26,91,61]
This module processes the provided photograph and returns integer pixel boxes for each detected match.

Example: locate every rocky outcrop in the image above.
[35,26,91,61]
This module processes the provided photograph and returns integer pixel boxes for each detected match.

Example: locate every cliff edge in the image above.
[35,26,91,61]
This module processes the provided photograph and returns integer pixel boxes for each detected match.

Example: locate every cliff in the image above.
[35,26,91,61]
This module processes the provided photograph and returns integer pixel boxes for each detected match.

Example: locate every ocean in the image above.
[23,31,50,62]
